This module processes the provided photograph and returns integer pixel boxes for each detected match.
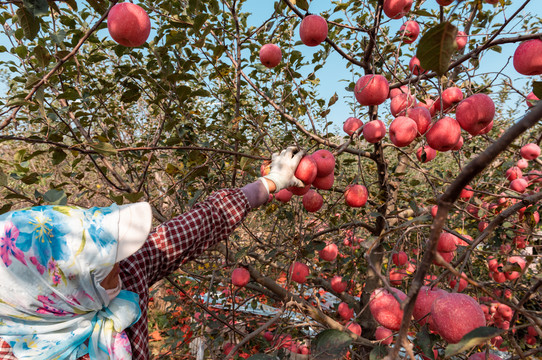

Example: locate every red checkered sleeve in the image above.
[119,188,250,359]
[0,189,250,360]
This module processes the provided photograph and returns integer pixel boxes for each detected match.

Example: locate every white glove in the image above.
[260,146,305,192]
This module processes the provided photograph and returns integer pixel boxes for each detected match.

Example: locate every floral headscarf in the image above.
[0,205,141,359]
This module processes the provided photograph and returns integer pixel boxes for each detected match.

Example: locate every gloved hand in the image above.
[260,146,305,192]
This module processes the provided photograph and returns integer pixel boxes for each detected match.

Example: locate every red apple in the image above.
[390,92,417,117]
[526,92,540,107]
[330,275,347,293]
[288,184,311,196]
[383,0,413,19]
[520,143,540,160]
[343,117,363,136]
[389,85,409,99]
[449,273,468,292]
[232,267,250,287]
[338,301,354,320]
[413,286,446,327]
[437,0,454,5]
[319,243,338,261]
[431,205,438,218]
[375,326,393,345]
[369,287,407,331]
[392,251,408,266]
[509,178,528,193]
[456,93,495,136]
[441,87,463,109]
[431,293,486,343]
[513,39,542,75]
[505,166,523,181]
[389,116,418,147]
[419,98,436,117]
[312,149,335,177]
[355,74,389,106]
[425,116,462,152]
[303,189,323,212]
[299,14,328,47]
[363,119,387,143]
[505,256,526,280]
[456,31,468,50]
[437,233,457,252]
[399,20,420,44]
[459,185,474,200]
[409,56,426,75]
[259,43,282,68]
[312,172,334,190]
[517,159,529,171]
[434,251,454,266]
[295,156,318,185]
[452,135,464,150]
[290,262,309,283]
[389,268,407,285]
[107,3,151,47]
[344,184,368,207]
[416,145,437,163]
[346,322,362,336]
[406,106,431,136]
[275,189,293,203]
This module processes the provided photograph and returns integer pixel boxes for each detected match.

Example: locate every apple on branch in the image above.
[299,14,328,47]
[107,3,151,47]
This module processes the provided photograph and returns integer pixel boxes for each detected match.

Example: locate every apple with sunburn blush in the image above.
[355,74,389,106]
[299,14,328,46]
[259,43,282,68]
[107,3,151,47]
[363,119,386,143]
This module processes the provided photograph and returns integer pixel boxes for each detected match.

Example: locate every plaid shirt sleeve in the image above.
[0,189,250,360]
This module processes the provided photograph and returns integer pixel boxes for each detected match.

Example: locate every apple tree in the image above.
[0,0,541,359]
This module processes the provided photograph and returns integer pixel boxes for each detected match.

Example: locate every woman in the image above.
[0,147,304,359]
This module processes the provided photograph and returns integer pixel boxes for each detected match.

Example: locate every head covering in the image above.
[0,202,152,359]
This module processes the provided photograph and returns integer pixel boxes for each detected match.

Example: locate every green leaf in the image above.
[86,0,108,14]
[22,0,49,16]
[533,81,542,99]
[90,141,117,156]
[20,173,39,185]
[34,45,51,67]
[489,45,502,53]
[369,345,388,360]
[43,189,67,205]
[16,8,39,40]
[445,327,501,357]
[120,87,141,103]
[0,169,7,186]
[413,9,437,18]
[51,149,67,165]
[124,192,144,203]
[311,329,352,360]
[414,325,436,360]
[296,0,309,11]
[416,22,458,76]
